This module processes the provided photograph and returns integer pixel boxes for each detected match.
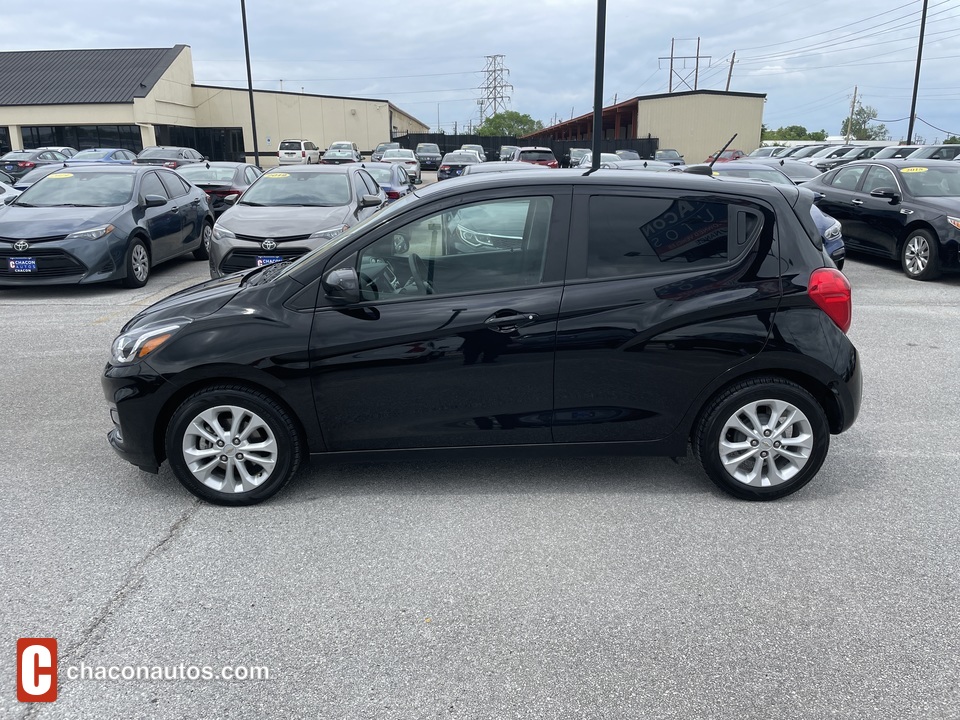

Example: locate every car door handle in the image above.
[170,206,179,211]
[851,199,864,205]
[484,311,539,332]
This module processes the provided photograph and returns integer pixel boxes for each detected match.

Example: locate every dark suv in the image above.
[103,170,860,505]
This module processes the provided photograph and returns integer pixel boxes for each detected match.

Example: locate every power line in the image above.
[916,116,960,136]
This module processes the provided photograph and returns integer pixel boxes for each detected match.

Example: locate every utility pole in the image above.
[478,55,513,121]
[694,37,701,90]
[725,52,736,91]
[453,120,458,136]
[668,38,675,93]
[907,0,929,143]
[590,0,607,171]
[845,86,858,143]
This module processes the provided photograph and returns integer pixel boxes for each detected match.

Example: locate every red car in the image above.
[704,149,746,163]
[514,146,559,168]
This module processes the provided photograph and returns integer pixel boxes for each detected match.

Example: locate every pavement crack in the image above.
[20,500,201,719]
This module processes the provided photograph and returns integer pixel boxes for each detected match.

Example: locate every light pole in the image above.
[240,0,261,166]
[589,0,607,172]
[907,0,928,144]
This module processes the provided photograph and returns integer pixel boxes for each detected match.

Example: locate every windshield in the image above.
[330,143,354,151]
[383,150,415,160]
[138,147,179,158]
[376,143,400,152]
[874,146,915,159]
[899,166,960,197]
[519,151,555,162]
[3,151,35,160]
[15,170,134,206]
[777,162,822,180]
[72,150,112,160]
[178,165,236,183]
[717,168,793,186]
[791,146,827,159]
[656,150,681,159]
[442,153,479,164]
[240,170,351,206]
[416,144,440,153]
[810,147,843,158]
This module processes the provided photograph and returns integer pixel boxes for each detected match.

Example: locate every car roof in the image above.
[840,158,959,169]
[412,167,797,204]
[518,146,553,152]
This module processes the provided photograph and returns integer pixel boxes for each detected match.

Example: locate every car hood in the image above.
[916,196,960,214]
[123,273,247,331]
[0,205,123,238]
[218,204,352,236]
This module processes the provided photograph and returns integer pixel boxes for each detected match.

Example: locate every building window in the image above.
[0,127,11,154]
[19,125,143,153]
[153,125,245,162]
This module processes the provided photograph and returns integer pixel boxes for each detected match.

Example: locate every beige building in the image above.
[526,90,767,163]
[0,45,428,163]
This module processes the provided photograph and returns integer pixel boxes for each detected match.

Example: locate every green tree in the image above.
[476,111,544,137]
[944,135,960,144]
[762,125,828,141]
[840,103,889,141]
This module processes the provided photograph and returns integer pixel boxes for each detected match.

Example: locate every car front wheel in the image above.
[694,377,830,500]
[121,238,150,288]
[165,386,302,505]
[901,229,941,280]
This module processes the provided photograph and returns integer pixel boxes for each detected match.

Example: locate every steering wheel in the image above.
[407,253,433,294]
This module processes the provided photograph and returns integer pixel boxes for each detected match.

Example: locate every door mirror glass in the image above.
[323,267,361,304]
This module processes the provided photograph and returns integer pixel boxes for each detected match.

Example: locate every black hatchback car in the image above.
[804,159,960,280]
[0,165,213,287]
[103,170,861,505]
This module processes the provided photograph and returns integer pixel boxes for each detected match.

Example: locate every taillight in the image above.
[164,161,177,168]
[301,150,306,157]
[808,268,851,333]
[548,160,558,168]
[386,190,400,199]
[17,161,35,169]
[439,165,450,171]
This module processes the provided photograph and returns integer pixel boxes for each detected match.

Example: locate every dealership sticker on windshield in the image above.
[264,172,289,178]
[48,173,73,178]
[900,167,928,173]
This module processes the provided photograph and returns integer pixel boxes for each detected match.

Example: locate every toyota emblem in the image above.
[14,240,29,252]
[261,239,277,251]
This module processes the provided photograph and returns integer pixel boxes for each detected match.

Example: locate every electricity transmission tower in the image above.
[658,38,710,92]
[478,55,513,122]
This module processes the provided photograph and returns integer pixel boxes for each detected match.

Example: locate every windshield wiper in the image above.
[12,201,35,207]
[238,200,266,206]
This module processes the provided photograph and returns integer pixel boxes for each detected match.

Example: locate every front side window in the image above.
[140,172,167,199]
[586,196,736,278]
[861,166,898,194]
[357,197,554,301]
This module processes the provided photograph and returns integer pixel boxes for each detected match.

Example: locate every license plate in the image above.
[9,257,37,272]
[256,255,282,267]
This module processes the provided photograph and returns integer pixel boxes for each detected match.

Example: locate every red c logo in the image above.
[17,638,57,702]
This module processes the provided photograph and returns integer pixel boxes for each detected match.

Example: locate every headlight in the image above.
[110,319,191,364]
[948,216,960,231]
[824,221,842,242]
[212,224,235,241]
[66,224,115,241]
[309,225,349,241]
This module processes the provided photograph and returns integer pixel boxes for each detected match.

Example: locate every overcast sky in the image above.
[6,0,959,142]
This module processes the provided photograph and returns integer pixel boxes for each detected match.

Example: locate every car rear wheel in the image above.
[121,238,150,288]
[901,229,941,281]
[694,377,830,500]
[193,222,212,260]
[165,386,302,506]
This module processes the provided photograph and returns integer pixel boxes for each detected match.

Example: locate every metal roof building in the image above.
[0,45,429,163]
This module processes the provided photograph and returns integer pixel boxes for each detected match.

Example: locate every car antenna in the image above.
[708,133,738,169]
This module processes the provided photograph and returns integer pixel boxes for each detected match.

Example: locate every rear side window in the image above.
[585,196,754,278]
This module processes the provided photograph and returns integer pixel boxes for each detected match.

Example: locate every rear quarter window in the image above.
[585,195,762,279]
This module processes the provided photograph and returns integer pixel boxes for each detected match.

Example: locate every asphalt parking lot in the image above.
[2,209,959,717]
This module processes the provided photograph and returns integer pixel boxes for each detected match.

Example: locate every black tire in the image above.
[121,237,150,288]
[193,222,212,260]
[900,229,941,281]
[165,385,302,506]
[694,377,830,500]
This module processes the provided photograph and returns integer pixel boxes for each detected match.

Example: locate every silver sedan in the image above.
[381,149,422,183]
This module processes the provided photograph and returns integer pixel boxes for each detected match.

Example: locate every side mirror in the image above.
[869,187,901,204]
[323,267,360,304]
[143,194,167,208]
[359,194,381,208]
[223,195,239,206]
[3,194,16,205]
